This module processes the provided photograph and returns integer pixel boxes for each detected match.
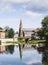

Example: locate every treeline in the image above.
[31,16,48,41]
[5,26,14,38]
[0,16,48,40]
[0,26,14,38]
[42,16,48,41]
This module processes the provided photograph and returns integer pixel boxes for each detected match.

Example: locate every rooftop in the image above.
[23,28,34,32]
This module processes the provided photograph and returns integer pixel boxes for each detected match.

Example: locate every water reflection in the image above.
[0,44,48,65]
[37,47,45,54]
[37,45,48,65]
[5,45,14,54]
[0,46,5,53]
[19,44,22,60]
[42,46,48,65]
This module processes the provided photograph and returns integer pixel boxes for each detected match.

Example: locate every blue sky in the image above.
[0,0,48,31]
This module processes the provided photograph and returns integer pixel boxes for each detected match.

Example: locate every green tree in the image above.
[8,28,14,38]
[0,27,3,30]
[42,16,48,40]
[4,26,14,38]
[4,26,10,38]
[36,28,43,39]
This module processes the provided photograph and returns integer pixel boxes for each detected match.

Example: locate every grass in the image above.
[6,39,47,45]
[6,41,17,43]
[6,39,24,44]
[29,40,46,44]
[17,39,24,44]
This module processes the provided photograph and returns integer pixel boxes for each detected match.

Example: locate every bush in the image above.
[0,40,1,45]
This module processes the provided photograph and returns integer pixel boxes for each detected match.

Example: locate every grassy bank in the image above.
[6,39,24,44]
[6,40,46,45]
[29,40,46,44]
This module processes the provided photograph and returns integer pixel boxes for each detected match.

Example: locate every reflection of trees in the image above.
[37,46,48,65]
[6,45,14,54]
[37,47,45,54]
[42,46,48,65]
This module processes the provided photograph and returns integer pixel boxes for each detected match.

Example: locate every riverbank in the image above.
[29,40,46,44]
[6,39,46,44]
[0,39,47,47]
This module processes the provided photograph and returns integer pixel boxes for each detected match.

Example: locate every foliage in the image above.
[5,27,14,38]
[8,28,14,38]
[0,40,1,45]
[17,39,24,44]
[29,40,46,44]
[42,16,48,40]
[0,27,3,30]
[37,28,44,39]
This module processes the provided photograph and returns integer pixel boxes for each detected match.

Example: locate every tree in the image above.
[4,26,14,38]
[4,26,10,38]
[8,28,14,38]
[36,28,43,39]
[4,26,10,31]
[42,16,48,40]
[0,27,3,30]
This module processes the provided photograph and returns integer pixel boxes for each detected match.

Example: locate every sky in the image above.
[0,0,48,32]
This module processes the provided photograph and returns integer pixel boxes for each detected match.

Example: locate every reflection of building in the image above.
[0,29,5,39]
[19,44,22,60]
[0,46,5,53]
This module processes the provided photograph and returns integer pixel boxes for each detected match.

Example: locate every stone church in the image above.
[18,19,33,39]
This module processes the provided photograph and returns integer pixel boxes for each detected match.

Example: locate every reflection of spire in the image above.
[19,19,23,38]
[19,44,22,60]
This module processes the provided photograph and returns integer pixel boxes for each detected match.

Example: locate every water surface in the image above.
[0,45,48,65]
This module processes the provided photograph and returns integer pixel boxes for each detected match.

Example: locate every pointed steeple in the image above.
[18,19,23,38]
[20,19,22,30]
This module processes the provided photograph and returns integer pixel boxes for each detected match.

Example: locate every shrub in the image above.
[0,40,1,45]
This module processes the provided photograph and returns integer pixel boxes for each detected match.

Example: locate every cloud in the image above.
[0,18,20,31]
[25,0,48,13]
[3,0,31,3]
[25,60,41,65]
[24,11,43,22]
[0,0,48,13]
[25,11,42,17]
[0,1,16,13]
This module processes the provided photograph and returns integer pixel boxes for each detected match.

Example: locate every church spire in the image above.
[18,19,23,38]
[20,19,22,29]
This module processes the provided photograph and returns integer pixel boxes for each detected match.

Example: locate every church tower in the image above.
[18,19,23,38]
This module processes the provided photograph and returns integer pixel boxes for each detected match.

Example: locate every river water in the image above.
[0,44,48,65]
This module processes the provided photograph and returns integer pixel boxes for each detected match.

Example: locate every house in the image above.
[14,32,18,38]
[31,28,42,40]
[0,28,5,39]
[23,28,34,38]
